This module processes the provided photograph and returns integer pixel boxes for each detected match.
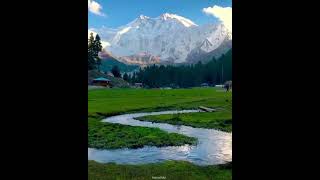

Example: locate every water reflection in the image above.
[88,110,232,165]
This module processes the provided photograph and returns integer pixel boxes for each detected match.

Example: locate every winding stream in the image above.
[88,110,232,166]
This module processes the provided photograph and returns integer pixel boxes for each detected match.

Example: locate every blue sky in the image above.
[88,0,232,29]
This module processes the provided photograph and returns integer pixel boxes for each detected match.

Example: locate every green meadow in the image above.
[88,87,232,179]
[89,160,232,180]
[89,88,232,116]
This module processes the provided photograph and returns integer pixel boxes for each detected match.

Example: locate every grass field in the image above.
[89,117,197,149]
[88,88,232,179]
[89,160,232,180]
[136,111,232,132]
[89,88,232,116]
[89,88,232,132]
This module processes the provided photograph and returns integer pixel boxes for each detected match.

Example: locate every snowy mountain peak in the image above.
[159,13,175,19]
[158,13,198,27]
[91,13,231,65]
[139,15,149,20]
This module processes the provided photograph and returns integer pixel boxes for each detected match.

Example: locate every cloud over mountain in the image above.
[203,5,232,32]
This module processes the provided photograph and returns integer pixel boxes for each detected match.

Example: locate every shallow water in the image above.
[88,110,232,165]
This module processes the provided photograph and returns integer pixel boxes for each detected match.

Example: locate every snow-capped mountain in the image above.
[89,13,232,65]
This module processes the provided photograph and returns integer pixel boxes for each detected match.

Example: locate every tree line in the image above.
[124,49,232,88]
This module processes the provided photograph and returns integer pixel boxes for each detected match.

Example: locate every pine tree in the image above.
[216,71,221,85]
[88,33,96,70]
[94,34,103,71]
[88,33,103,71]
[131,72,136,84]
[127,74,132,83]
[111,65,121,78]
[123,73,129,81]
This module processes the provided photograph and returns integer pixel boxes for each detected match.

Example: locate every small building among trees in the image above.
[201,83,209,87]
[92,77,111,87]
[134,83,143,88]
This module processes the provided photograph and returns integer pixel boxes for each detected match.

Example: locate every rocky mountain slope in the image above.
[90,13,232,65]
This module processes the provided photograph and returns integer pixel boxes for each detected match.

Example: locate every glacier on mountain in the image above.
[89,13,232,65]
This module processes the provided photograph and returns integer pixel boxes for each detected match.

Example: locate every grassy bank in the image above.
[88,160,232,180]
[88,117,197,149]
[88,88,232,179]
[136,111,232,132]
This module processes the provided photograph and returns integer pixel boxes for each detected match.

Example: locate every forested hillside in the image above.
[127,49,232,88]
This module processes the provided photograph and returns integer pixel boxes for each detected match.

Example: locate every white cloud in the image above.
[88,0,105,16]
[203,5,232,31]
